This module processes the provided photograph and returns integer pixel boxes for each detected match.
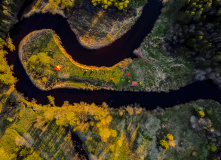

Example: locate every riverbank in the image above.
[22,0,147,49]
[1,91,220,159]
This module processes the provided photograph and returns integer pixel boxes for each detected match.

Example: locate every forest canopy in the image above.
[91,0,130,10]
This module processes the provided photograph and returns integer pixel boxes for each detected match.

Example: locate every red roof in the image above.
[132,81,138,86]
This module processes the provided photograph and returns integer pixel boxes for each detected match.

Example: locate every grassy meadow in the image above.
[20,29,130,90]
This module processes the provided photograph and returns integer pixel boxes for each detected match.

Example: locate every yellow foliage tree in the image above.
[42,77,48,84]
[109,144,115,152]
[56,113,68,126]
[117,139,123,147]
[6,36,15,52]
[43,108,56,121]
[47,95,55,106]
[99,127,111,142]
[126,106,134,115]
[111,129,117,137]
[159,139,169,150]
[91,0,130,10]
[24,152,42,160]
[168,140,176,147]
[0,38,5,49]
[101,118,106,125]
[66,111,80,126]
[105,115,112,124]
[198,110,205,117]
[166,134,173,140]
[0,147,16,160]
[49,0,73,10]
[87,137,93,141]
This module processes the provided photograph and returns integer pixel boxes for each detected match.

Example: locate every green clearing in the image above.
[21,29,126,90]
[125,46,193,91]
[125,0,195,91]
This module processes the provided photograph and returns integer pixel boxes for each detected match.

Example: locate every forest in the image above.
[164,0,221,86]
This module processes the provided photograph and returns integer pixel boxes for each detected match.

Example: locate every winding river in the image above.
[6,0,221,109]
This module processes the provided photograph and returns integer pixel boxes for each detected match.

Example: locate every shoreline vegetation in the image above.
[22,0,147,49]
[0,89,221,159]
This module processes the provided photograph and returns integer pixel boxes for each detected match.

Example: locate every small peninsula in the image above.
[0,0,220,160]
[19,28,193,91]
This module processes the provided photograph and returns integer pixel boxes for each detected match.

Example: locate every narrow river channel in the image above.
[6,0,221,109]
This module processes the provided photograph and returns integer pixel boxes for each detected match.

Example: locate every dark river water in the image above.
[6,0,221,109]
